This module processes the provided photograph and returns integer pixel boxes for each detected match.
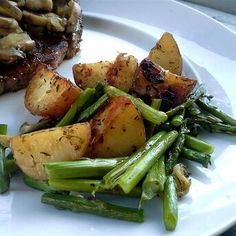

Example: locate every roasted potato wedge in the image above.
[73,53,138,92]
[73,60,112,89]
[25,64,81,118]
[133,59,196,110]
[148,32,183,75]
[10,122,91,180]
[86,96,146,157]
[106,53,138,92]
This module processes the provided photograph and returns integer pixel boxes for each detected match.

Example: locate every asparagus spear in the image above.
[171,109,185,127]
[181,147,211,168]
[165,133,185,175]
[196,98,236,126]
[56,88,96,127]
[48,179,141,197]
[101,131,167,190]
[117,131,178,194]
[187,102,201,116]
[139,156,166,207]
[163,176,178,231]
[23,175,53,192]
[196,120,236,135]
[184,134,214,154]
[146,98,162,139]
[6,159,18,174]
[0,124,9,193]
[45,157,127,179]
[41,193,144,222]
[76,94,108,122]
[104,85,167,125]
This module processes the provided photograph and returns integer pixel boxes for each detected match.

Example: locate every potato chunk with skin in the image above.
[73,53,138,92]
[10,122,91,180]
[86,96,146,158]
[25,64,81,119]
[73,61,112,89]
[148,32,183,75]
[106,53,138,92]
[133,59,196,110]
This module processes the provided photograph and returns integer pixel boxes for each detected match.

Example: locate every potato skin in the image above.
[148,32,183,75]
[10,123,91,180]
[25,64,81,119]
[73,61,112,89]
[133,59,196,110]
[73,53,138,92]
[106,53,138,92]
[86,96,146,158]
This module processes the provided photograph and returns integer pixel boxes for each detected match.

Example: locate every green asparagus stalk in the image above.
[0,124,7,135]
[171,109,185,127]
[23,175,53,192]
[165,133,185,175]
[196,98,236,126]
[76,94,108,122]
[184,134,214,154]
[163,176,178,231]
[196,120,236,135]
[181,147,211,168]
[6,159,18,174]
[139,156,166,207]
[45,157,127,179]
[41,193,144,222]
[48,179,141,197]
[187,103,201,116]
[104,85,167,125]
[57,88,96,127]
[101,131,167,190]
[0,124,9,193]
[146,98,162,139]
[117,131,178,194]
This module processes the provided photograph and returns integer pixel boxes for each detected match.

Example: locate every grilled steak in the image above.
[0,0,83,95]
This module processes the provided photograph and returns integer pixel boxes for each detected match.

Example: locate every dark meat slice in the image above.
[0,31,82,95]
[0,0,83,95]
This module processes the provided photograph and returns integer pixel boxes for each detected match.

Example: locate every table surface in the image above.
[176,1,236,235]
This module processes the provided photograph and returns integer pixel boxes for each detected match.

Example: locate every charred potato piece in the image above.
[25,64,81,119]
[133,59,196,110]
[10,122,91,180]
[148,32,183,75]
[73,53,138,92]
[86,96,146,157]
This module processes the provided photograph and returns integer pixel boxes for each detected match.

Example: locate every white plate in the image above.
[1,0,236,235]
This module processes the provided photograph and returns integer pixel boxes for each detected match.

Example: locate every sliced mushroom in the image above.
[0,26,23,37]
[23,10,67,32]
[0,15,19,29]
[0,0,22,20]
[0,32,35,64]
[0,47,25,64]
[53,0,70,17]
[18,0,53,12]
[0,32,35,51]
[172,163,191,198]
[66,0,82,33]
